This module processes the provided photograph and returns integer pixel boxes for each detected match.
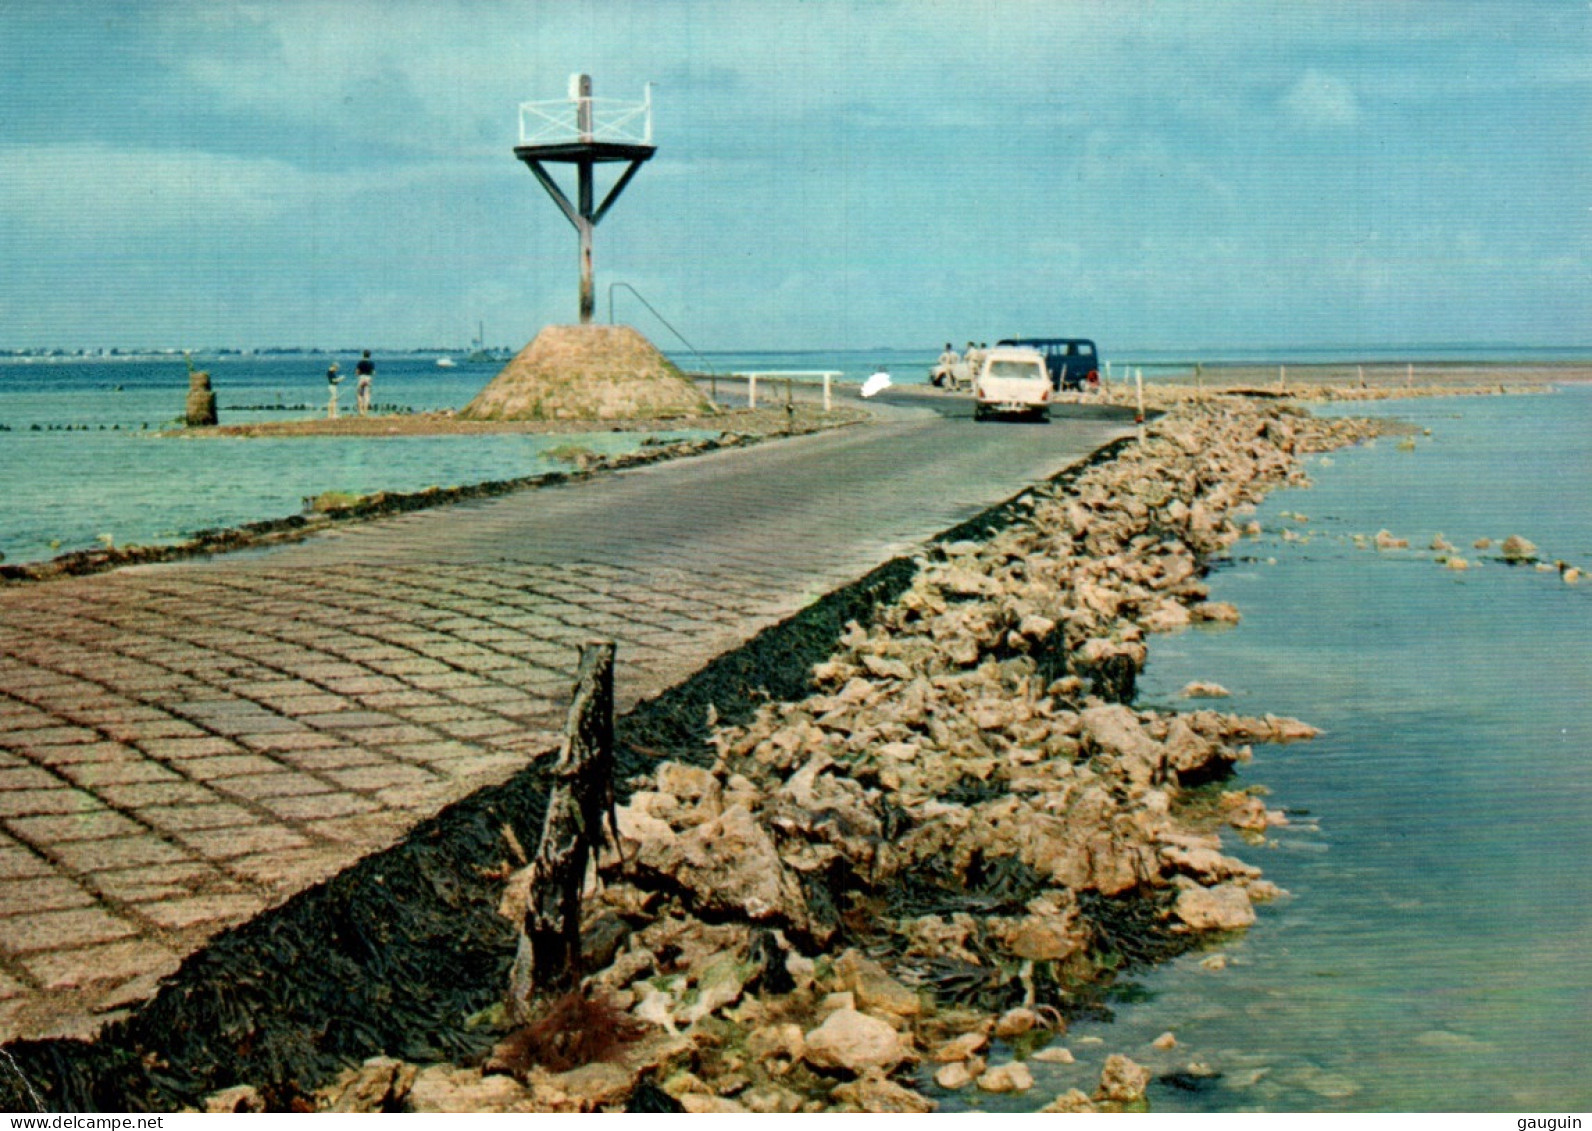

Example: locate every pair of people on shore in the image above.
[325,352,375,419]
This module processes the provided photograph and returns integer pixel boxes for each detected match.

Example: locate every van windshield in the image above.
[988,359,1044,379]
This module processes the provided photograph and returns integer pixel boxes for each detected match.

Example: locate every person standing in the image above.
[931,342,960,387]
[326,362,342,420]
[355,350,375,416]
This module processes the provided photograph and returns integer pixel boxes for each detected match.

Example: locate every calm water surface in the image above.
[0,357,710,565]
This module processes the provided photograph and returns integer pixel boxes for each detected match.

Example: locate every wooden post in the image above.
[1358,364,1366,388]
[1134,368,1145,423]
[823,372,832,412]
[1407,362,1413,387]
[748,374,758,409]
[511,641,618,1010]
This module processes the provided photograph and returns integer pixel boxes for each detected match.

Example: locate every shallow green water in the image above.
[0,357,711,564]
[1007,388,1592,1111]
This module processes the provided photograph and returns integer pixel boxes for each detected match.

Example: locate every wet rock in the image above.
[1500,534,1538,562]
[1151,1031,1178,1050]
[1095,1054,1151,1103]
[1374,529,1409,550]
[932,1030,989,1063]
[1174,882,1256,930]
[1030,1046,1075,1064]
[935,1061,978,1090]
[1180,681,1230,698]
[803,1008,907,1074]
[1040,1088,1097,1112]
[1160,843,1261,883]
[831,1076,937,1112]
[993,1007,1041,1038]
[976,1062,1034,1093]
[1191,601,1241,624]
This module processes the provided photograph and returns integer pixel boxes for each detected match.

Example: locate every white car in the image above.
[973,347,1051,421]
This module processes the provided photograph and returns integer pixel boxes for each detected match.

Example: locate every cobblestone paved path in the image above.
[0,399,1131,1041]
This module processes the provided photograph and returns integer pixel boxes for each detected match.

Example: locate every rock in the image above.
[1500,534,1537,562]
[1192,601,1241,624]
[830,1076,937,1112]
[747,1023,806,1073]
[205,1084,265,1113]
[1001,911,1083,961]
[545,1061,635,1110]
[742,1085,803,1113]
[317,1056,418,1112]
[803,1008,907,1074]
[742,1084,803,1113]
[935,1061,978,1090]
[932,1030,989,1063]
[635,804,811,933]
[655,762,722,808]
[408,1065,530,1113]
[1161,716,1229,779]
[835,950,921,1017]
[1374,529,1409,550]
[993,1007,1041,1038]
[1030,1046,1075,1064]
[976,1062,1034,1093]
[1180,681,1231,699]
[1160,843,1261,883]
[1445,556,1470,571]
[1095,1054,1151,1103]
[1174,882,1256,931]
[1078,705,1164,787]
[1199,953,1229,971]
[1473,537,1493,549]
[679,1094,747,1113]
[1151,1031,1177,1050]
[1040,1088,1097,1112]
[612,803,676,853]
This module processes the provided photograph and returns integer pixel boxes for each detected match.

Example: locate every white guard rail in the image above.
[730,371,842,412]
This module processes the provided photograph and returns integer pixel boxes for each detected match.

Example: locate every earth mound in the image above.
[459,324,716,421]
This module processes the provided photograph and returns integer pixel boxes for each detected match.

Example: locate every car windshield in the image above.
[989,359,1044,379]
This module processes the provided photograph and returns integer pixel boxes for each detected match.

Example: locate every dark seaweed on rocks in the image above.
[1076,888,1188,970]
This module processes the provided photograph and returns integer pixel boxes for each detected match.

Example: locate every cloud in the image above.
[1281,69,1360,128]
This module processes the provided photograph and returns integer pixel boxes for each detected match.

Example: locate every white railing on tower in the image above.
[519,86,653,147]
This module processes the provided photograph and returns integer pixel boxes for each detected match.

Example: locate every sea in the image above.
[2,349,1589,1112]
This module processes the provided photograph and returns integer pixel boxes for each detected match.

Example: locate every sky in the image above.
[0,0,1588,352]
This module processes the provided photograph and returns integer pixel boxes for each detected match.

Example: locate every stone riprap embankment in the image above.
[277,396,1391,1114]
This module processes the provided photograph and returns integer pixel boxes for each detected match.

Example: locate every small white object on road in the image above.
[861,371,892,398]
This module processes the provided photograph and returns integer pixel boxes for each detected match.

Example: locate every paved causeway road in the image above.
[0,390,1133,1041]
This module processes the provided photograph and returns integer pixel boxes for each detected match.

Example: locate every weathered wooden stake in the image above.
[510,641,618,1011]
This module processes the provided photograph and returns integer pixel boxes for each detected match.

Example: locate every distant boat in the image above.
[435,357,457,368]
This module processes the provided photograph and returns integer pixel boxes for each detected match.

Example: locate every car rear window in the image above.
[989,359,1045,379]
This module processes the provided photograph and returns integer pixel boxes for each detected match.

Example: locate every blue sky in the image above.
[1,0,1587,352]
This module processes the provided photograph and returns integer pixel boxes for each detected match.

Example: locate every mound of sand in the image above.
[459,324,716,421]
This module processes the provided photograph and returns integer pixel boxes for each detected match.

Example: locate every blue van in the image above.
[995,338,1101,391]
